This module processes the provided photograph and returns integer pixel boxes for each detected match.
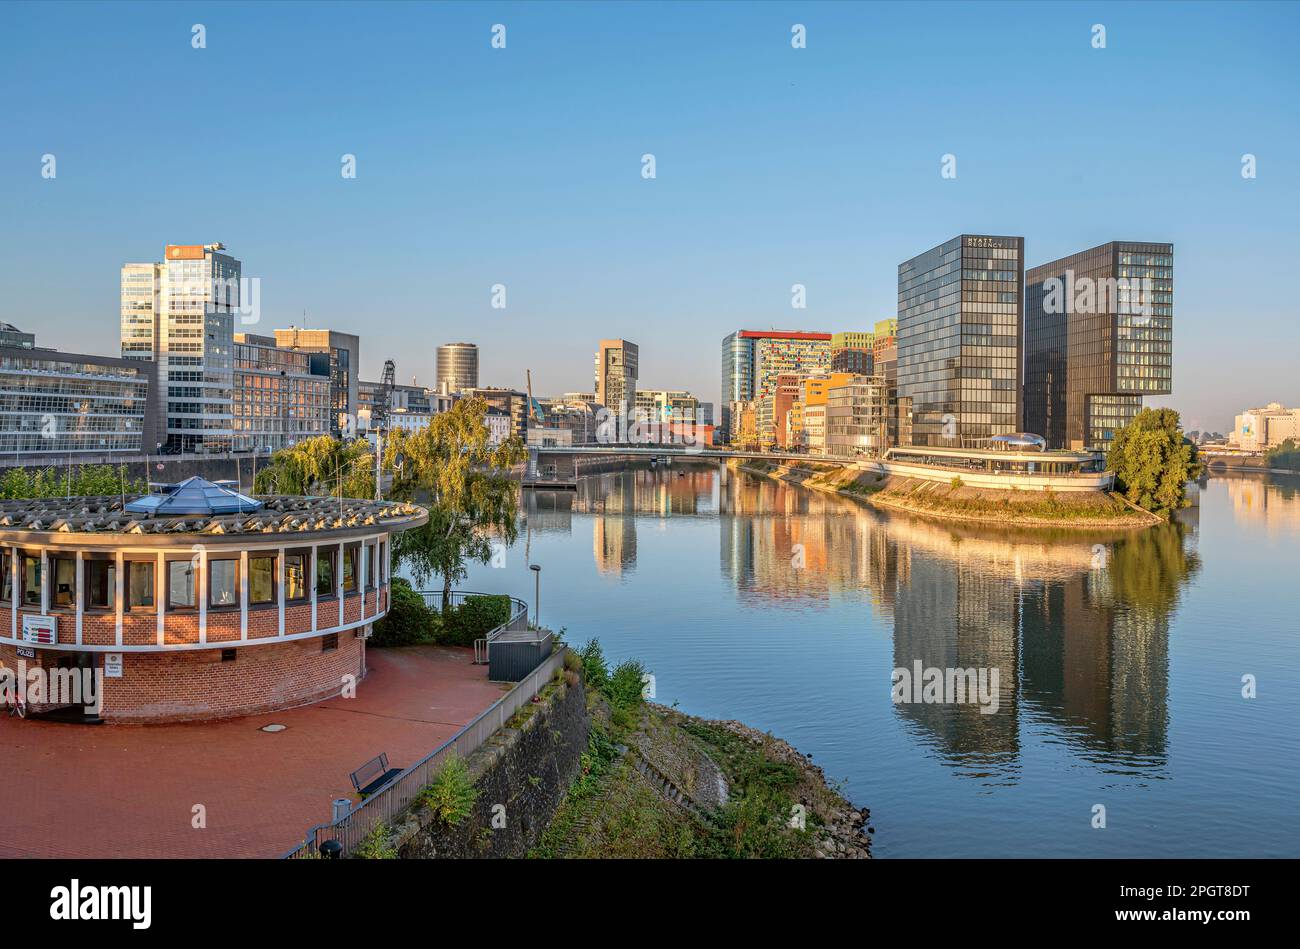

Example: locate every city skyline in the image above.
[3,2,1298,432]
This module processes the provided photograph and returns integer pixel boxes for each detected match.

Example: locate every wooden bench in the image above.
[350,753,402,798]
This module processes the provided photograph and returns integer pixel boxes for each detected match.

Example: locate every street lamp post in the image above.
[529,563,541,628]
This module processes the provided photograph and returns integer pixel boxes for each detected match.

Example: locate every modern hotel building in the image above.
[897,235,1024,448]
[1023,242,1173,450]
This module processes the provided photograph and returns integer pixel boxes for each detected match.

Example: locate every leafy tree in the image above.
[384,397,525,609]
[252,435,374,498]
[1265,438,1300,471]
[1107,408,1203,518]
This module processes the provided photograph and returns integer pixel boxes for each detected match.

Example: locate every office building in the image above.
[635,389,704,424]
[120,243,242,453]
[461,387,528,441]
[1024,242,1173,450]
[0,324,35,350]
[232,334,331,453]
[273,328,359,439]
[1230,403,1300,451]
[436,342,479,393]
[720,330,831,441]
[0,342,157,456]
[594,339,639,411]
[756,373,802,450]
[825,376,889,456]
[897,234,1024,447]
[831,347,874,375]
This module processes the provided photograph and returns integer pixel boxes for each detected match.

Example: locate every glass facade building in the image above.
[1023,242,1173,450]
[0,345,157,455]
[594,339,639,412]
[897,235,1024,447]
[274,328,360,439]
[436,342,479,393]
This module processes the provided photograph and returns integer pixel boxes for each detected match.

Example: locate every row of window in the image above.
[0,542,386,614]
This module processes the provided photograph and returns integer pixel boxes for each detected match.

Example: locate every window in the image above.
[249,555,275,606]
[209,559,238,608]
[51,557,76,608]
[342,545,358,593]
[366,543,377,590]
[322,632,338,652]
[128,561,155,609]
[168,560,197,609]
[86,560,116,611]
[0,551,11,602]
[285,552,307,601]
[377,541,386,584]
[23,555,41,606]
[316,549,335,597]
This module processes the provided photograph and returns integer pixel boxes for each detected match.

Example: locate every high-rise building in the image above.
[1024,242,1173,450]
[831,348,874,375]
[756,373,802,450]
[120,243,242,453]
[1,336,157,456]
[273,328,360,439]
[594,339,638,411]
[436,342,479,393]
[719,330,832,441]
[897,234,1024,447]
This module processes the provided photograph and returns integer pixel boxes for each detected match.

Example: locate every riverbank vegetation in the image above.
[868,477,1156,527]
[1265,438,1300,471]
[531,640,871,859]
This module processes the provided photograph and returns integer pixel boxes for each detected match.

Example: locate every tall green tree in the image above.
[252,435,374,498]
[384,397,525,608]
[1107,408,1203,518]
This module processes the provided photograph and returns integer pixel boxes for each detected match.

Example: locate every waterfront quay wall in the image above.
[394,668,589,858]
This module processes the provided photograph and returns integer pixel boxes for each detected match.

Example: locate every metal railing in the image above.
[415,590,530,664]
[282,644,568,859]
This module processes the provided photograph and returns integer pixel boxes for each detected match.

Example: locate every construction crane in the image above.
[526,369,537,423]
[374,359,396,500]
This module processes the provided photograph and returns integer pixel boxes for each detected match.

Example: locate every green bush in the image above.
[606,659,648,710]
[578,639,610,692]
[438,594,512,647]
[420,754,478,826]
[371,577,434,646]
[353,823,398,859]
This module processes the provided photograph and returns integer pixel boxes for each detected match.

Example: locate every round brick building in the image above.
[0,478,427,723]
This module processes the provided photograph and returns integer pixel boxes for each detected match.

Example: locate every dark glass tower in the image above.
[1023,242,1173,450]
[897,235,1024,447]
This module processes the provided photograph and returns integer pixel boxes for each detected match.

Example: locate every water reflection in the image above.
[523,464,1202,782]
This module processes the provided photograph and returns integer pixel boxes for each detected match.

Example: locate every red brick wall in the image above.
[95,634,366,723]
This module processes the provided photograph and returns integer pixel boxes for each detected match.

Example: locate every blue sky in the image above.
[2,0,1297,432]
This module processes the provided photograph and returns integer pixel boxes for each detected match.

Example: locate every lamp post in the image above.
[529,563,541,628]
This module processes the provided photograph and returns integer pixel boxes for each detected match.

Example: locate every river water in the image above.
[442,465,1299,857]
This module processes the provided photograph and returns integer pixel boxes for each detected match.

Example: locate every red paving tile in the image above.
[0,645,509,858]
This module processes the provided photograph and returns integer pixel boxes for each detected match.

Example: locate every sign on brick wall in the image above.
[21,615,57,645]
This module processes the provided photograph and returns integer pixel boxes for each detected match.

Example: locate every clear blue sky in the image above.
[2,0,1297,432]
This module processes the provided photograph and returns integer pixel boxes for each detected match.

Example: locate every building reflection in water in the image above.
[524,465,1202,781]
[715,469,1200,782]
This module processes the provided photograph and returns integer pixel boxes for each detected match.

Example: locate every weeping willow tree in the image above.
[384,397,525,609]
[252,435,375,498]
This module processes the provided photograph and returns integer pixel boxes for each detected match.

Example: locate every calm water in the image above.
[433,465,1300,857]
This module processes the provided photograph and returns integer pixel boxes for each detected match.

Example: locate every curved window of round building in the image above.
[316,549,335,598]
[168,560,197,609]
[209,559,238,609]
[85,559,116,611]
[23,555,41,606]
[285,551,308,601]
[128,560,155,610]
[249,555,275,606]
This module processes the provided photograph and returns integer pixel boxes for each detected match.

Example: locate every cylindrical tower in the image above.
[436,342,479,393]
